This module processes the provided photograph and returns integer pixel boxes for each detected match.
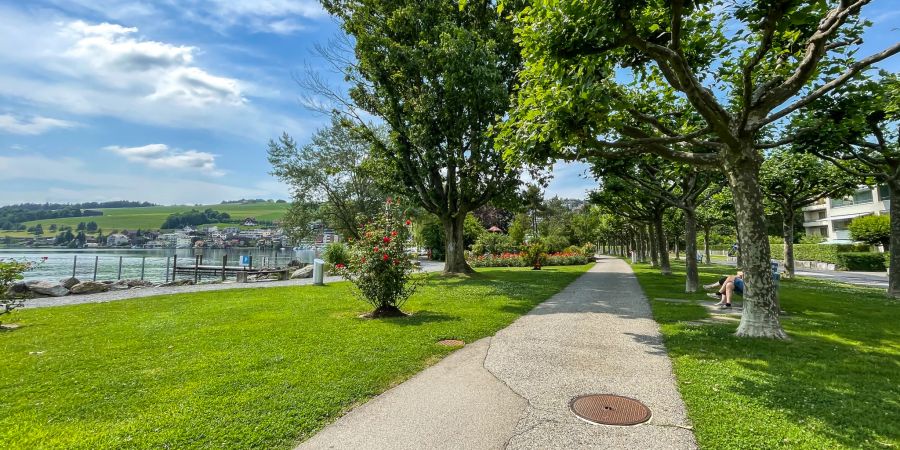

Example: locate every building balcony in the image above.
[802,219,829,228]
[802,202,827,211]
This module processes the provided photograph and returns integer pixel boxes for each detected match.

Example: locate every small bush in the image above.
[848,215,890,248]
[471,233,517,256]
[322,242,350,267]
[523,240,549,269]
[1,258,37,324]
[774,243,871,264]
[339,200,418,317]
[836,252,887,271]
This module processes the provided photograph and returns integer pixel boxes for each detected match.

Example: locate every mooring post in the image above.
[248,255,253,270]
[140,256,146,280]
[172,254,178,281]
[117,256,123,280]
[222,255,227,281]
[72,255,77,278]
[194,255,199,283]
[165,256,171,283]
[93,256,99,281]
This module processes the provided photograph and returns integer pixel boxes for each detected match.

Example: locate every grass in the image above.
[631,260,899,449]
[3,203,289,236]
[0,264,589,449]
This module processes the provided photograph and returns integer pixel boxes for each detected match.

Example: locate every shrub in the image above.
[339,200,418,317]
[848,215,890,248]
[798,233,826,244]
[1,258,36,325]
[836,252,887,271]
[772,243,871,264]
[471,233,517,256]
[468,252,526,267]
[322,242,350,267]
[523,240,548,269]
[545,252,588,266]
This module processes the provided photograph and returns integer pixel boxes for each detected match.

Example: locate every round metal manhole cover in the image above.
[437,339,465,347]
[570,394,651,426]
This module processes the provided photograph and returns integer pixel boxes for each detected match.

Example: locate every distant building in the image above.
[802,185,890,243]
[242,217,258,226]
[222,227,240,236]
[107,233,130,246]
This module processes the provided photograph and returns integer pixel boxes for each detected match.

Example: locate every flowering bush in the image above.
[339,199,418,317]
[523,240,549,269]
[467,251,589,268]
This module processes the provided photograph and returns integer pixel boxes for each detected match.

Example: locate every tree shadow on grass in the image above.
[381,310,460,327]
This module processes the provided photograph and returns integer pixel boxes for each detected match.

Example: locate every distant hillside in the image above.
[4,202,289,235]
[0,201,156,230]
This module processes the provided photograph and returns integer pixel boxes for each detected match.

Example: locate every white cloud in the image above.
[185,0,325,34]
[0,114,78,135]
[105,144,223,175]
[0,154,280,205]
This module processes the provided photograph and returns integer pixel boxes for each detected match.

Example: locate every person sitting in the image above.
[704,271,744,308]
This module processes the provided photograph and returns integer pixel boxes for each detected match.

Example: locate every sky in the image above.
[0,1,897,206]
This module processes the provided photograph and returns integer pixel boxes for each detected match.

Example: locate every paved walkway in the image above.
[299,256,696,449]
[25,261,445,309]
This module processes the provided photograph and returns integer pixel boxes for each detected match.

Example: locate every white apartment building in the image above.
[802,185,890,242]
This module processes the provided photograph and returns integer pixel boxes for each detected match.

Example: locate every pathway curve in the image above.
[24,261,445,309]
[298,256,696,449]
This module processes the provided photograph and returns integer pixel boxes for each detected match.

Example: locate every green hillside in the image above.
[6,202,289,235]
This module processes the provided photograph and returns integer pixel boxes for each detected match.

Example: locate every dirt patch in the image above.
[0,323,21,331]
[437,339,465,347]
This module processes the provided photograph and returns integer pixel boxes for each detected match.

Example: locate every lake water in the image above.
[0,248,313,283]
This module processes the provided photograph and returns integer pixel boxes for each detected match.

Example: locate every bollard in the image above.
[93,256,99,281]
[222,255,227,281]
[313,258,325,286]
[140,256,146,280]
[72,255,78,278]
[117,256,123,280]
[165,256,171,283]
[173,254,178,281]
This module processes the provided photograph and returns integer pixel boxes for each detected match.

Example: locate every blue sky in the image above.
[0,1,896,206]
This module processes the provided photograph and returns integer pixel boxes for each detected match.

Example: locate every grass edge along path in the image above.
[631,259,899,449]
[0,264,590,449]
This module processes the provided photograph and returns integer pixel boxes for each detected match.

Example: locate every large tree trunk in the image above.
[647,224,659,267]
[674,238,680,260]
[703,225,712,264]
[442,214,473,274]
[684,209,699,293]
[726,154,787,339]
[888,180,900,298]
[655,215,672,275]
[782,208,795,279]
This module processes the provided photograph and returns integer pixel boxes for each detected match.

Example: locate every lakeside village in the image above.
[8,218,341,251]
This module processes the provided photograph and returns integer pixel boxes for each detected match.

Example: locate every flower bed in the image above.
[468,251,589,268]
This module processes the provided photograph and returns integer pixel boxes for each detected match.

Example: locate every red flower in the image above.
[382,253,389,261]
[383,236,391,243]
[335,263,345,269]
[361,257,366,263]
[405,219,411,226]
[391,230,398,236]
[374,246,380,252]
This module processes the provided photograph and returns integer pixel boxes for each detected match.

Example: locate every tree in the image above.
[315,0,523,274]
[507,213,528,245]
[848,215,890,249]
[522,184,545,236]
[794,72,900,296]
[268,117,387,241]
[760,149,858,277]
[503,1,899,339]
[696,187,736,264]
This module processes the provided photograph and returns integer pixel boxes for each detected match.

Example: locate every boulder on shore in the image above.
[60,277,80,289]
[70,281,110,295]
[27,281,69,297]
[8,282,28,295]
[160,279,194,287]
[291,266,314,279]
[109,280,130,290]
[125,279,154,288]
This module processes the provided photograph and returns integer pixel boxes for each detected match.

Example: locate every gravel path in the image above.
[299,256,696,449]
[25,260,445,309]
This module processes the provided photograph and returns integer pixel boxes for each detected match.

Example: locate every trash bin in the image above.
[313,258,325,286]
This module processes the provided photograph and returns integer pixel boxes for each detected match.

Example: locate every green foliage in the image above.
[463,214,485,249]
[774,243,871,264]
[848,215,891,248]
[1,259,34,321]
[0,266,589,448]
[161,209,230,229]
[340,201,418,314]
[760,150,858,216]
[267,116,386,241]
[322,242,350,267]
[414,215,446,261]
[835,253,887,272]
[471,232,517,256]
[523,239,548,269]
[798,233,826,244]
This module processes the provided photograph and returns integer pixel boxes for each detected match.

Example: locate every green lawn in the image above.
[632,260,899,449]
[0,265,589,449]
[4,202,289,236]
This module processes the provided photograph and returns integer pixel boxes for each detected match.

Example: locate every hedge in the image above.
[770,243,871,264]
[835,252,887,271]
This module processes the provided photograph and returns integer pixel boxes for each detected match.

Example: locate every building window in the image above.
[832,188,874,207]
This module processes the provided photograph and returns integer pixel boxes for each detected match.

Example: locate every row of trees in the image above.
[268,0,898,339]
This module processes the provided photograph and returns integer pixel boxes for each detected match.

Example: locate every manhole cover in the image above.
[570,394,651,426]
[437,339,465,347]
